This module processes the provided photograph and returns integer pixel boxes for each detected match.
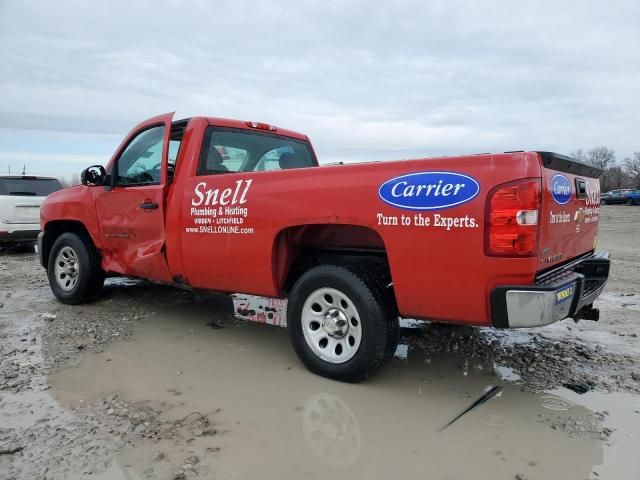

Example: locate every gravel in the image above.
[401,322,640,394]
[0,254,224,479]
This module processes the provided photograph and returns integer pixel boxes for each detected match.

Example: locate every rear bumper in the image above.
[0,228,40,244]
[491,251,610,328]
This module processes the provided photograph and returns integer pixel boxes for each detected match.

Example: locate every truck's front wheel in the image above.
[47,232,105,304]
[287,264,398,382]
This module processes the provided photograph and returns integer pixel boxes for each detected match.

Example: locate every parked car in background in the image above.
[0,176,63,246]
[624,190,640,205]
[600,189,633,205]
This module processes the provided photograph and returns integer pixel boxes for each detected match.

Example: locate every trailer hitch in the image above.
[573,304,600,322]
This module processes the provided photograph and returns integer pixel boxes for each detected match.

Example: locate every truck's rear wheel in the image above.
[287,264,398,382]
[47,232,105,304]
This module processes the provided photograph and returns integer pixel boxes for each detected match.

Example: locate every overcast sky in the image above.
[0,0,638,179]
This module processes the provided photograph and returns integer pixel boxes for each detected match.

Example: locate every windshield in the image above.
[0,177,63,196]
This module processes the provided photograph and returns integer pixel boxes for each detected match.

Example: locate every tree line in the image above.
[570,147,640,192]
[58,173,81,188]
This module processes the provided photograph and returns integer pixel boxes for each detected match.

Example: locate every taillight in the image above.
[246,121,277,131]
[485,178,541,257]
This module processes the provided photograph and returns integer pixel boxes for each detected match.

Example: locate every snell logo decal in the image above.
[378,171,480,211]
[191,179,252,207]
[551,174,572,205]
[585,180,600,206]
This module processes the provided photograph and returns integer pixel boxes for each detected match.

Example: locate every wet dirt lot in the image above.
[1,206,639,480]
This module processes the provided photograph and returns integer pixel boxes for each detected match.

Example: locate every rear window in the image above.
[0,178,63,196]
[197,127,315,175]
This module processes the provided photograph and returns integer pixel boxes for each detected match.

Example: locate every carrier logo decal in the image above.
[550,174,572,205]
[378,171,480,211]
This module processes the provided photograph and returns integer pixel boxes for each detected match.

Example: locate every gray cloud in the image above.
[0,0,638,176]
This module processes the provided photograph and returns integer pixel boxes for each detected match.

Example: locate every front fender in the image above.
[40,186,102,248]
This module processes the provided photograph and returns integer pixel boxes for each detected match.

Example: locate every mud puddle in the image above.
[3,207,640,479]
[48,311,640,480]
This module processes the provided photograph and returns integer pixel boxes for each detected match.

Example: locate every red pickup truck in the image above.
[39,113,610,381]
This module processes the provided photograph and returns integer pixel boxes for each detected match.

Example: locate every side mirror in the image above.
[81,165,107,186]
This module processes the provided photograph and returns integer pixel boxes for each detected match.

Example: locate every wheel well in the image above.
[42,220,96,269]
[273,224,393,296]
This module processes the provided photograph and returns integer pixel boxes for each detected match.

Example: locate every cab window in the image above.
[255,147,294,171]
[167,119,189,182]
[197,127,315,175]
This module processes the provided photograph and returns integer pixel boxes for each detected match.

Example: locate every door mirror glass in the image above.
[81,165,107,186]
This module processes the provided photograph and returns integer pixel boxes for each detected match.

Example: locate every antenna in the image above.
[22,164,26,175]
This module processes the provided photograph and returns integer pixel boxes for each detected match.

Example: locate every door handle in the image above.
[139,200,158,210]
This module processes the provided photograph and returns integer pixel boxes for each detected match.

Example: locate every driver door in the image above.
[94,113,174,282]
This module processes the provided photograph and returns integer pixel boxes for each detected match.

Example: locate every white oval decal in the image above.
[378,171,480,210]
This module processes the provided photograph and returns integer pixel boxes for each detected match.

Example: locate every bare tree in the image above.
[70,173,81,186]
[571,147,640,191]
[586,146,616,170]
[623,152,640,188]
[570,149,588,163]
[604,165,625,190]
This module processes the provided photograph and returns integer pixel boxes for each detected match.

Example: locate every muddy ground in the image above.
[1,206,639,480]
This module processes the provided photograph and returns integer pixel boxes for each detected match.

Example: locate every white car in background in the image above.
[0,176,63,247]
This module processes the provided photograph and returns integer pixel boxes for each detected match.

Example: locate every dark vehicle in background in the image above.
[0,176,63,246]
[624,190,640,205]
[600,189,634,205]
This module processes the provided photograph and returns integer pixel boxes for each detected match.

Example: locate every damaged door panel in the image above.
[94,113,175,283]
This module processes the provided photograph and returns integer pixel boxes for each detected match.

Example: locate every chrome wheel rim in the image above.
[54,246,80,292]
[301,287,362,364]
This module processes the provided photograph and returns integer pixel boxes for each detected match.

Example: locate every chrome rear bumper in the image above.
[491,251,610,328]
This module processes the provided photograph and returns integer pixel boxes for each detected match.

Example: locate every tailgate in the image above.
[13,200,43,223]
[536,152,602,271]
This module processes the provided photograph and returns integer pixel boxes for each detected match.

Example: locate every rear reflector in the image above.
[516,210,538,226]
[485,178,541,257]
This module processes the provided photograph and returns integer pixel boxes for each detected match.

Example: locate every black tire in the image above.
[287,264,398,382]
[626,199,633,206]
[47,232,105,304]
[600,199,607,205]
[349,264,399,363]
